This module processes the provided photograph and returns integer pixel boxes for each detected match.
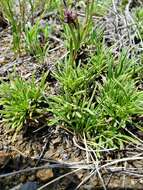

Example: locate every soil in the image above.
[0,0,143,190]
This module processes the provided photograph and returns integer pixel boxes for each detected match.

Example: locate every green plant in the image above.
[0,0,21,53]
[0,0,52,54]
[48,47,143,150]
[24,21,49,62]
[62,0,94,63]
[0,72,48,130]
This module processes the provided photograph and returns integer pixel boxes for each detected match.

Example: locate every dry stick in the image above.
[108,166,143,176]
[48,44,64,53]
[35,137,49,166]
[108,166,143,172]
[83,133,90,163]
[122,161,127,188]
[49,34,64,43]
[0,163,93,179]
[108,168,143,178]
[37,168,82,190]
[100,156,143,171]
[33,124,47,133]
[89,146,107,190]
[127,152,143,158]
[119,171,143,178]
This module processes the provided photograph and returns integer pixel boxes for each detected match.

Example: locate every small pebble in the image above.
[36,169,53,182]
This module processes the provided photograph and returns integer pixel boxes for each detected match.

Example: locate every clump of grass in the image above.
[48,41,143,150]
[0,72,48,130]
[94,53,143,148]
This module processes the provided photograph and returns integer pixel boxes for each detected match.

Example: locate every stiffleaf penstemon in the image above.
[64,7,80,62]
[63,0,94,64]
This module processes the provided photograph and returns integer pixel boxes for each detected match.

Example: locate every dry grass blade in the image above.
[101,156,143,170]
[83,133,90,163]
[73,137,116,153]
